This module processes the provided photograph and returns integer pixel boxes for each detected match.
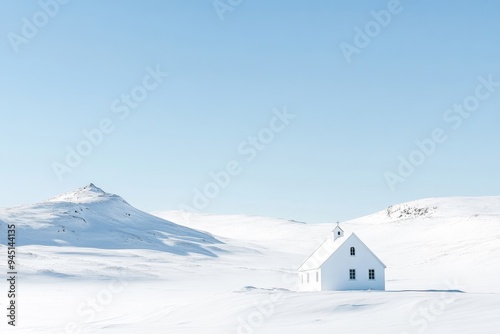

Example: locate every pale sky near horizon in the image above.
[1,1,499,223]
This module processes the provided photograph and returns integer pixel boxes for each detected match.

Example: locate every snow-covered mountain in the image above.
[0,183,221,256]
[0,188,499,333]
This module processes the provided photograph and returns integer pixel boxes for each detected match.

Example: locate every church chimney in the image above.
[332,221,344,241]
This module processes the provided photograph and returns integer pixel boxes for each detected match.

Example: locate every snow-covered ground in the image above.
[0,185,499,333]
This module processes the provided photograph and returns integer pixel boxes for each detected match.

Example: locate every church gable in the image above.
[328,233,386,269]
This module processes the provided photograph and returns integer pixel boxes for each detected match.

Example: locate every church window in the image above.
[369,269,375,280]
[349,269,356,280]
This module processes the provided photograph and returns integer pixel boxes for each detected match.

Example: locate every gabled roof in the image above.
[297,233,386,272]
[297,234,350,271]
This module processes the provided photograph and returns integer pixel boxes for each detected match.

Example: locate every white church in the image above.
[298,223,386,291]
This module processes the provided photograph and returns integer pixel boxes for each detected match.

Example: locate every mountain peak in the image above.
[83,183,105,193]
[47,183,120,204]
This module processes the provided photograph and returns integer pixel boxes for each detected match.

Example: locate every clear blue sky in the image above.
[1,1,499,223]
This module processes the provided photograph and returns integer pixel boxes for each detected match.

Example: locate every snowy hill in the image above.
[344,196,500,293]
[0,191,499,333]
[0,183,221,256]
[155,196,500,293]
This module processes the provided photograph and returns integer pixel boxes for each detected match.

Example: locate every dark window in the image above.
[349,269,356,280]
[350,247,355,256]
[338,231,341,236]
[369,269,375,280]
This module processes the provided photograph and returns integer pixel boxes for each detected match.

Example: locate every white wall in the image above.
[298,269,321,291]
[321,235,385,291]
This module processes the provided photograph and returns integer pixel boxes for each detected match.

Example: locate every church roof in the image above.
[297,233,386,272]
